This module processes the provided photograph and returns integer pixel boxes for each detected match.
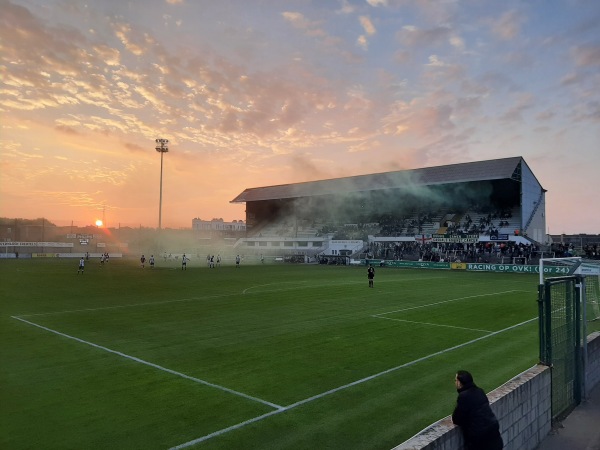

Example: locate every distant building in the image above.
[192,218,246,232]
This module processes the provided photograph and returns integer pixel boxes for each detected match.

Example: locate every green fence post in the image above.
[538,283,547,363]
[574,276,582,405]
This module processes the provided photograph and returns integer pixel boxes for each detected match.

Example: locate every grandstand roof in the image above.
[231,156,530,203]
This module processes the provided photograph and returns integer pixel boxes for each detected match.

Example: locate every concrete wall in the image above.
[394,332,600,450]
[586,332,600,396]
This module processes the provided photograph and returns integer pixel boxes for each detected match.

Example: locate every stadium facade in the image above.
[192,218,246,232]
[230,156,547,257]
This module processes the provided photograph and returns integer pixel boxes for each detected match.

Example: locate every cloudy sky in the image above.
[1,0,599,233]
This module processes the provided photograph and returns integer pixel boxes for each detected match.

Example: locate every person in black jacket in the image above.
[452,370,504,450]
[367,265,375,288]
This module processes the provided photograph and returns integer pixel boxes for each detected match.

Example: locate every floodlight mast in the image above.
[155,138,169,230]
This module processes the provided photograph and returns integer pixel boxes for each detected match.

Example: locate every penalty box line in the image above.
[169,316,537,449]
[11,316,284,411]
[370,290,527,334]
[374,316,493,333]
[374,290,527,317]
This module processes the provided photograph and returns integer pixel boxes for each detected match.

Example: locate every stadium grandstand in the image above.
[230,156,549,264]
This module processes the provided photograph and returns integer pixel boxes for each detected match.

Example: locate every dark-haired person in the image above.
[367,265,375,288]
[452,370,503,450]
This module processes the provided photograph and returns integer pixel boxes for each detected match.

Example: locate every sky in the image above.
[1,0,599,234]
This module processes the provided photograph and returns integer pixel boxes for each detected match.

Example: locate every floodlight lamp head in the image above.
[155,138,169,153]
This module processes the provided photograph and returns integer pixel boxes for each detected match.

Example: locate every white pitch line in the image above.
[169,316,537,449]
[169,408,288,450]
[242,281,308,295]
[14,293,238,318]
[373,315,493,333]
[11,316,284,411]
[14,276,451,318]
[375,290,526,317]
[283,317,536,407]
[241,277,444,295]
[238,276,450,297]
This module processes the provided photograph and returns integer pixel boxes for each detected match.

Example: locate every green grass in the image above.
[1,258,544,449]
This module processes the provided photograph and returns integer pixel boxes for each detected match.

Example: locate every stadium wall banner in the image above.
[32,253,124,258]
[383,260,451,269]
[580,263,600,275]
[56,253,123,258]
[466,263,571,275]
[489,234,510,241]
[363,260,573,275]
[432,234,479,243]
[0,242,74,248]
[368,236,415,242]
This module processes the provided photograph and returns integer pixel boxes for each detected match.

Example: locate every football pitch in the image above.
[0,258,541,449]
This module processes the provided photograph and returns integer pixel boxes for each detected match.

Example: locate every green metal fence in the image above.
[539,276,583,421]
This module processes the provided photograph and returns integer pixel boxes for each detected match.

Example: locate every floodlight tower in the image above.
[155,138,169,230]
